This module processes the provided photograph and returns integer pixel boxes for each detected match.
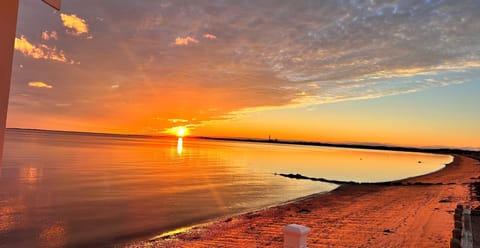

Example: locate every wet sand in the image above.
[127,155,480,247]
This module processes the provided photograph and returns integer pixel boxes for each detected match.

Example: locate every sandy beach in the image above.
[127,155,480,247]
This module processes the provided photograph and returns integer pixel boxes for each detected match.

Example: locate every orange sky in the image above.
[7,0,480,150]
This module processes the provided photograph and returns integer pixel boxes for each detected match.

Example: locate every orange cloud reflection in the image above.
[20,167,42,184]
[39,222,67,248]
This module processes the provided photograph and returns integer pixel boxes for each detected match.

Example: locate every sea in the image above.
[0,129,452,247]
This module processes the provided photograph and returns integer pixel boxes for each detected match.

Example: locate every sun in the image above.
[176,126,187,137]
[164,126,190,137]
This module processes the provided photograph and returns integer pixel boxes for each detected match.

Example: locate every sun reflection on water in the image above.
[177,138,183,155]
[150,226,192,240]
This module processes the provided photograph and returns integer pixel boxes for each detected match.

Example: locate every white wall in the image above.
[0,0,19,163]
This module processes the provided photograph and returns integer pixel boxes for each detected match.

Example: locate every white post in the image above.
[0,0,19,164]
[283,224,311,248]
[462,208,473,248]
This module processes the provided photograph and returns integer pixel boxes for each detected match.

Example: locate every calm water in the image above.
[0,129,451,247]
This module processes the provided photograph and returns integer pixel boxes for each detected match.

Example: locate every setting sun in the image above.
[177,127,186,137]
[164,126,189,137]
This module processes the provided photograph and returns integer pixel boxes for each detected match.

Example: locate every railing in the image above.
[451,204,473,248]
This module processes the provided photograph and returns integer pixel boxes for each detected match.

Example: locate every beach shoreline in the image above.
[126,154,480,247]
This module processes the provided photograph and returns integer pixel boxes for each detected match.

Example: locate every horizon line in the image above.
[6,127,480,153]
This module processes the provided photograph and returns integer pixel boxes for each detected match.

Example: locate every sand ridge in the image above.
[128,155,480,247]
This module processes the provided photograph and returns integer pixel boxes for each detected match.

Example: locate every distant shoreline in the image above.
[7,127,479,157]
[197,136,480,159]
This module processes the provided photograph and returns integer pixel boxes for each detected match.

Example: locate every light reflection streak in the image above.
[150,226,192,240]
[20,167,41,184]
[0,206,15,232]
[177,138,183,155]
[39,222,67,248]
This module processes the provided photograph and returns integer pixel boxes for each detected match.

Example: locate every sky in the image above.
[7,0,480,149]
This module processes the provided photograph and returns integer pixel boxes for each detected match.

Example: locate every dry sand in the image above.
[127,155,480,248]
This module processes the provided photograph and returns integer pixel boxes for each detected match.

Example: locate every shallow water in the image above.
[0,129,451,247]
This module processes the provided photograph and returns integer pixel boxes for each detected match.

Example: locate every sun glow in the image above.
[163,125,190,137]
[177,127,186,137]
[165,126,189,137]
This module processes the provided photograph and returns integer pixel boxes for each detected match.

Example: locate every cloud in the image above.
[14,35,74,63]
[60,13,89,36]
[9,0,480,136]
[168,118,188,123]
[203,33,217,40]
[28,81,53,89]
[55,103,71,107]
[42,31,58,41]
[173,36,199,46]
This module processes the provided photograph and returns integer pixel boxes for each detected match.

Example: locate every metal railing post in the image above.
[0,0,20,164]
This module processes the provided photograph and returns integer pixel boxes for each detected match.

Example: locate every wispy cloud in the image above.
[203,33,217,40]
[14,35,73,63]
[168,118,188,123]
[41,31,58,41]
[60,13,89,36]
[55,103,71,107]
[28,81,53,89]
[9,0,480,137]
[173,36,199,46]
